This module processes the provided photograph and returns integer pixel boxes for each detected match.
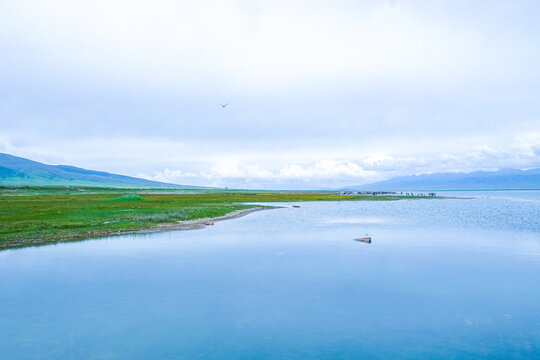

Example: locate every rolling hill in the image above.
[344,168,540,191]
[0,153,198,188]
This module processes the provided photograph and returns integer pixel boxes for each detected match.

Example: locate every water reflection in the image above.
[1,191,539,359]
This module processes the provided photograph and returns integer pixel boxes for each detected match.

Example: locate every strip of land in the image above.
[0,186,424,250]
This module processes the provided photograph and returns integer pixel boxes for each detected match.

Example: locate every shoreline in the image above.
[1,206,273,251]
[2,190,424,251]
[148,206,272,232]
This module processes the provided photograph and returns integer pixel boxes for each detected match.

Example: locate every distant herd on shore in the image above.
[336,191,437,197]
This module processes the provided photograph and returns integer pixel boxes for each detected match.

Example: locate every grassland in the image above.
[1,186,417,250]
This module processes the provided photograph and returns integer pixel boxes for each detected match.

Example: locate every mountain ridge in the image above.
[343,168,540,191]
[0,153,201,188]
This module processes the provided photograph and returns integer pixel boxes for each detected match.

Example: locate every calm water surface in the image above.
[1,191,539,359]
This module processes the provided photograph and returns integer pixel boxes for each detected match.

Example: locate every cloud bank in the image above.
[1,1,539,188]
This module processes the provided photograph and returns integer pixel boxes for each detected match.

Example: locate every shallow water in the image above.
[1,191,539,359]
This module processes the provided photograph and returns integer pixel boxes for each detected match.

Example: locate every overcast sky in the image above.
[1,0,539,189]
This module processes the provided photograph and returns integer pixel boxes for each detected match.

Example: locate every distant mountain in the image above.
[0,153,200,188]
[344,168,540,191]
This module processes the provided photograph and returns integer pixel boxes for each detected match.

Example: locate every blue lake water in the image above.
[1,191,539,359]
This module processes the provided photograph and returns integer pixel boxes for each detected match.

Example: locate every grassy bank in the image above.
[1,186,415,250]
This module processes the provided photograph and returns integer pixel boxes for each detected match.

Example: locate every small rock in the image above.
[205,221,215,225]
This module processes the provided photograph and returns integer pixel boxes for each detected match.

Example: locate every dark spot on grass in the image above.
[106,194,145,202]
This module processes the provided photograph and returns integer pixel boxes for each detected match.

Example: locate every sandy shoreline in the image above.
[150,206,272,232]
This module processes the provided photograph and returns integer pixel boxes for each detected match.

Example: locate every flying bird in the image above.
[220,103,228,108]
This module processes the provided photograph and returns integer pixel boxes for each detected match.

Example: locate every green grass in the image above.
[0,186,424,250]
[106,194,145,202]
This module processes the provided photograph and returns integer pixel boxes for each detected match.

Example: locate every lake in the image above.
[1,191,539,359]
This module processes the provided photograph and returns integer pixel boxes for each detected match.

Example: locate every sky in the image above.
[1,0,539,189]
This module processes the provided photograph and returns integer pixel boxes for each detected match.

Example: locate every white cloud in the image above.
[137,139,540,188]
[0,135,15,154]
[0,134,64,164]
[0,0,503,90]
[278,160,372,179]
[1,1,540,189]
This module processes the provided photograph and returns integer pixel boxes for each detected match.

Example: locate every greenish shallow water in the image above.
[1,190,539,359]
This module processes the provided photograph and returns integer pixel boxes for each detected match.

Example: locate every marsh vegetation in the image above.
[0,186,416,249]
